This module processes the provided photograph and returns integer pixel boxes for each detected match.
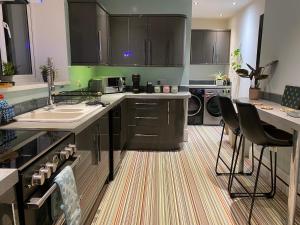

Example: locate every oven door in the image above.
[24,156,80,225]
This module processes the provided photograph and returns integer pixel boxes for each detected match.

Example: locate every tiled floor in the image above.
[92,126,300,225]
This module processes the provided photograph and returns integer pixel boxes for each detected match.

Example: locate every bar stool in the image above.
[230,101,293,224]
[215,96,254,177]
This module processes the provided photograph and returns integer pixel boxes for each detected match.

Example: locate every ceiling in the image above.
[192,0,253,19]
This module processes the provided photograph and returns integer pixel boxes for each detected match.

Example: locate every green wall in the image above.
[70,0,192,87]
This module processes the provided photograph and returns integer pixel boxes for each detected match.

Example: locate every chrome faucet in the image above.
[47,57,55,109]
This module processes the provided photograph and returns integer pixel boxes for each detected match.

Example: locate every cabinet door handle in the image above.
[135,103,158,106]
[135,117,158,120]
[168,101,170,125]
[98,30,102,63]
[135,134,158,137]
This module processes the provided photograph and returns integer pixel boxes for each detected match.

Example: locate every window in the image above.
[0,3,33,76]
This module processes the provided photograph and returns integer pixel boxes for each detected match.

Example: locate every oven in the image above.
[0,130,80,225]
[22,155,80,225]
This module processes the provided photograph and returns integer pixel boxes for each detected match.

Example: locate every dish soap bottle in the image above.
[154,81,161,93]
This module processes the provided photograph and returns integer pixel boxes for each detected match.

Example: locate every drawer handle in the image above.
[135,103,158,106]
[135,134,158,137]
[135,117,158,120]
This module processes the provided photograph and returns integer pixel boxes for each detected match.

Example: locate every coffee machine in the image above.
[132,74,141,93]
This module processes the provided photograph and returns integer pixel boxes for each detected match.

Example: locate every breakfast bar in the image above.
[239,98,300,225]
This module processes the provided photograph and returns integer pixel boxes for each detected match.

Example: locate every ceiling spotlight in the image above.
[193,1,199,6]
[233,2,237,5]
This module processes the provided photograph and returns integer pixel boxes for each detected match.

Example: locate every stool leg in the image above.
[228,134,243,194]
[269,151,277,198]
[215,124,226,175]
[249,146,266,224]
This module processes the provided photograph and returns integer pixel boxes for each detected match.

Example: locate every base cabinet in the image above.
[125,99,185,150]
[75,114,110,225]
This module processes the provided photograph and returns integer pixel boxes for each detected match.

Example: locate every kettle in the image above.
[88,79,102,92]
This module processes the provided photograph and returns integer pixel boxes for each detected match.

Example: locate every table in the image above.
[238,98,300,225]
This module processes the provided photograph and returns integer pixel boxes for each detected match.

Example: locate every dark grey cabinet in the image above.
[68,1,109,65]
[75,116,109,224]
[125,98,184,150]
[110,16,130,65]
[110,15,186,67]
[191,30,231,65]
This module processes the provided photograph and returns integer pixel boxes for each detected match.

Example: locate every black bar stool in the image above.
[230,101,293,224]
[215,96,254,177]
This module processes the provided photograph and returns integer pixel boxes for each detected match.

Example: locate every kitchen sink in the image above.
[16,111,85,122]
[16,104,102,123]
[53,108,85,113]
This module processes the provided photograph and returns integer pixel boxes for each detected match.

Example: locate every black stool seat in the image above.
[264,126,293,146]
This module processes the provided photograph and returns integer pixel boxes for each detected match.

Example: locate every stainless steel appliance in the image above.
[188,88,204,125]
[132,74,141,93]
[203,88,231,125]
[0,130,79,225]
[101,77,126,94]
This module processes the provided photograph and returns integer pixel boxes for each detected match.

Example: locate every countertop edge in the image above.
[0,169,18,196]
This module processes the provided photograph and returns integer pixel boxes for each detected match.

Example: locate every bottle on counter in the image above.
[154,81,161,93]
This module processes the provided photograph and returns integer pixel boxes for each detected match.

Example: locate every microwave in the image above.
[101,77,126,94]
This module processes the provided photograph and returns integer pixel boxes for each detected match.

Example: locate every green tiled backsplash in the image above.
[69,66,186,89]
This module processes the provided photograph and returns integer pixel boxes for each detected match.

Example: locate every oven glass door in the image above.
[24,189,63,225]
[24,156,80,225]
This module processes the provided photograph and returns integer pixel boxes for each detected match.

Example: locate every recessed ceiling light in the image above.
[233,2,237,6]
[193,1,199,6]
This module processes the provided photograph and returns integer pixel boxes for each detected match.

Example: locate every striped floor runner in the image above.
[92,126,300,225]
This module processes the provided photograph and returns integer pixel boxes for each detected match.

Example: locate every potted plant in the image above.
[40,65,48,82]
[236,60,278,100]
[231,48,243,71]
[1,62,15,82]
[215,72,230,86]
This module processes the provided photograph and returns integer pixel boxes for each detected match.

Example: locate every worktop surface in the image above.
[0,169,18,196]
[0,92,191,134]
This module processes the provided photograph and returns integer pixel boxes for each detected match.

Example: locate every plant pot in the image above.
[42,73,48,83]
[216,80,224,86]
[0,75,13,82]
[249,88,261,100]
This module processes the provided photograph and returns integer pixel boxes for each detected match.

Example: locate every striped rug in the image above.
[92,126,300,225]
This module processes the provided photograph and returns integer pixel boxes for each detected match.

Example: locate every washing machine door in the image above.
[206,96,221,117]
[188,94,202,117]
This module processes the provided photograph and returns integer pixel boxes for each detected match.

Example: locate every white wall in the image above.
[229,0,265,98]
[29,0,69,82]
[190,18,230,81]
[192,18,229,30]
[260,0,300,94]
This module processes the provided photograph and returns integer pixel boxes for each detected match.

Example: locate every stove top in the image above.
[0,130,70,170]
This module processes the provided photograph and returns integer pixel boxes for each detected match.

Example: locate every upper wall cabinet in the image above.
[68,1,109,65]
[110,15,186,67]
[190,30,231,65]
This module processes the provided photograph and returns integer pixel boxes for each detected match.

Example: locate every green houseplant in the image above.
[236,60,278,100]
[1,62,15,82]
[40,65,48,82]
[231,48,243,71]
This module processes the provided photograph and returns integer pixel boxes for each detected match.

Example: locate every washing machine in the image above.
[188,88,204,125]
[203,88,231,125]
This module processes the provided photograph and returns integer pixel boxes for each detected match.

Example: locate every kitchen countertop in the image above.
[0,92,191,135]
[0,169,18,196]
[0,92,190,197]
[189,84,231,89]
